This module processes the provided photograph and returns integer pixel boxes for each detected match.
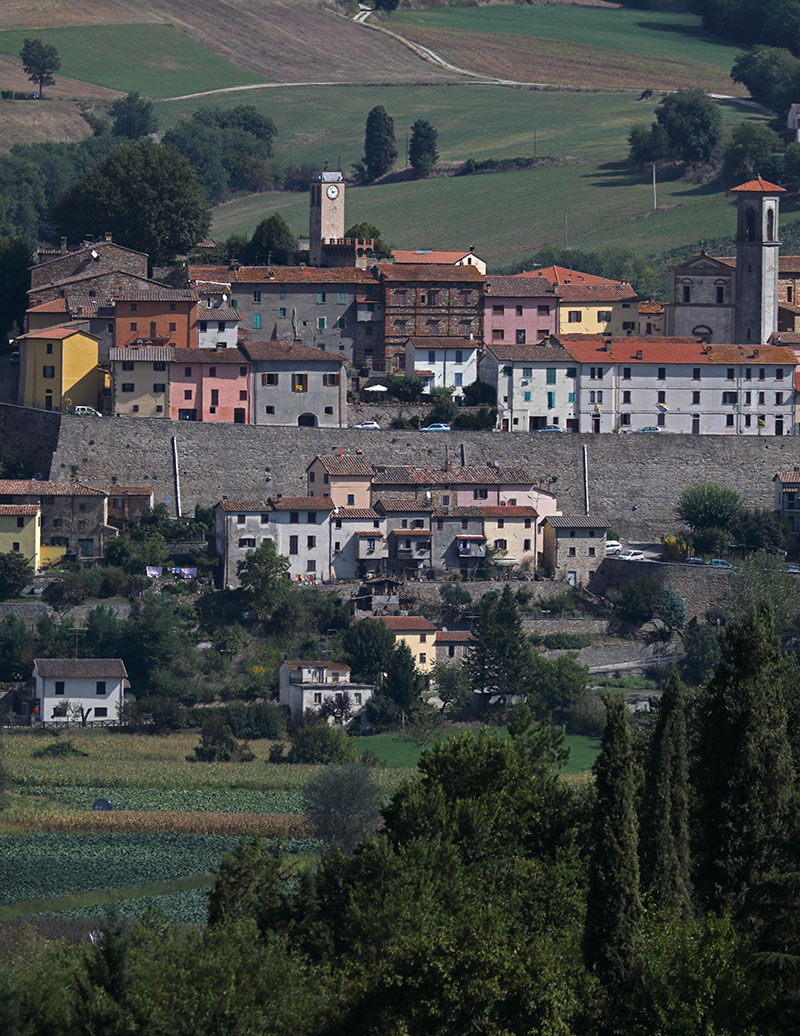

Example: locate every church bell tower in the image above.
[732,178,784,344]
[309,170,345,267]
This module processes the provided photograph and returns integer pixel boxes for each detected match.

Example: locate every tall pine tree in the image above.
[693,603,796,915]
[584,695,643,989]
[363,105,397,181]
[640,670,692,917]
[409,119,439,177]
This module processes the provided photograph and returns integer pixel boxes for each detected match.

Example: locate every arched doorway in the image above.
[298,413,318,427]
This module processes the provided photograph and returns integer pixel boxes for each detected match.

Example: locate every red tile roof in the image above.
[432,505,484,518]
[27,298,69,313]
[373,465,537,486]
[0,504,39,516]
[198,306,240,322]
[559,335,797,366]
[479,505,538,517]
[218,500,270,512]
[336,507,381,519]
[390,528,432,536]
[189,265,374,284]
[484,275,558,298]
[639,300,665,314]
[117,289,197,302]
[242,340,344,365]
[434,630,474,643]
[270,496,336,511]
[774,472,800,483]
[392,249,478,265]
[171,347,249,365]
[0,480,106,497]
[556,282,638,302]
[730,178,785,193]
[379,265,484,282]
[485,342,573,362]
[375,615,437,631]
[17,326,98,341]
[310,455,373,477]
[515,265,623,287]
[34,657,128,679]
[355,529,386,537]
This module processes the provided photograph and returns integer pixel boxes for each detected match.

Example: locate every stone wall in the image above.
[589,556,730,619]
[5,402,799,541]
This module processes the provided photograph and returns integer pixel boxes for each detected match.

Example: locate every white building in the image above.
[562,335,798,435]
[403,336,478,397]
[33,657,128,725]
[278,660,374,721]
[391,248,487,275]
[331,506,388,581]
[480,340,579,432]
[197,306,240,349]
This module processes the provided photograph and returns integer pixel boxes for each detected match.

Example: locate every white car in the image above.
[605,540,622,555]
[351,420,380,430]
[618,549,645,562]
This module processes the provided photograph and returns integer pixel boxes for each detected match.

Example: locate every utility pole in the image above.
[652,163,657,211]
[405,131,409,168]
[564,209,568,249]
[533,127,537,160]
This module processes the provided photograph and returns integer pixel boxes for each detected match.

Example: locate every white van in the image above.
[73,406,102,417]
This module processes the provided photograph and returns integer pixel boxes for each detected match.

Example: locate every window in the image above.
[726,414,735,427]
[153,383,165,393]
[121,360,135,372]
[253,314,261,329]
[597,310,612,322]
[621,412,631,426]
[318,317,326,330]
[657,390,666,404]
[622,367,631,380]
[153,362,166,372]
[523,391,531,402]
[427,319,440,333]
[776,392,784,405]
[119,382,135,393]
[42,365,55,378]
[238,536,256,548]
[547,391,555,409]
[622,390,631,404]
[428,290,439,305]
[543,367,555,385]
[569,546,576,556]
[184,389,192,400]
[323,372,340,386]
[396,290,407,305]
[462,291,471,305]
[777,368,785,380]
[307,512,316,524]
[683,284,691,303]
[492,329,504,341]
[473,488,488,500]
[217,322,225,333]
[262,372,278,386]
[96,681,106,696]
[265,405,275,415]
[337,316,346,329]
[588,547,596,557]
[727,368,735,380]
[169,322,176,332]
[692,367,701,381]
[758,391,765,405]
[716,285,724,304]
[253,291,261,304]
[11,541,19,551]
[184,367,192,376]
[307,535,316,549]
[492,304,505,315]
[657,367,666,380]
[657,412,665,426]
[538,304,550,315]
[722,391,738,405]
[292,374,308,392]
[568,310,582,323]
[209,366,217,378]
[261,513,270,526]
[336,292,346,305]
[169,302,177,313]
[55,681,65,696]
[455,350,463,364]
[745,367,752,380]
[502,365,511,376]
[419,653,427,665]
[289,535,298,555]
[692,391,700,405]
[307,560,316,573]
[590,367,603,380]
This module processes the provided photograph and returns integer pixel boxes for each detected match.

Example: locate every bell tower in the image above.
[309,170,345,267]
[732,177,784,344]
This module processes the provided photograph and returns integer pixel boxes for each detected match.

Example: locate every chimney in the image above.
[60,236,67,254]
[635,349,643,360]
[460,442,467,467]
[104,232,112,242]
[604,338,613,351]
[229,258,241,272]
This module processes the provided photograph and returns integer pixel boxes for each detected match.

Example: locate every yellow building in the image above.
[479,505,539,572]
[306,454,374,508]
[18,327,101,412]
[0,504,41,571]
[518,266,639,337]
[374,615,438,675]
[110,347,172,418]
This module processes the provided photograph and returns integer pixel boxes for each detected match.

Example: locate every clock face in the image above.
[326,184,339,199]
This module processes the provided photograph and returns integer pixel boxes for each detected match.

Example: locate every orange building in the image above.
[114,289,199,349]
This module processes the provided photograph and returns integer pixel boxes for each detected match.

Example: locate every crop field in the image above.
[0,24,262,99]
[0,0,157,30]
[393,5,746,93]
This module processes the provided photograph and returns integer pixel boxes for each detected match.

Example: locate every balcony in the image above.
[457,534,486,558]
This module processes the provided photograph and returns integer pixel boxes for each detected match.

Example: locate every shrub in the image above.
[302,763,382,851]
[32,739,88,758]
[223,701,288,739]
[188,714,255,762]
[559,694,607,737]
[539,632,591,650]
[268,743,286,764]
[287,713,356,764]
[663,535,690,562]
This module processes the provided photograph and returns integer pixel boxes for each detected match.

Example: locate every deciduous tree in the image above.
[0,551,32,600]
[302,763,382,850]
[0,236,34,336]
[20,38,60,97]
[245,213,296,265]
[236,539,291,622]
[109,91,158,139]
[677,482,744,532]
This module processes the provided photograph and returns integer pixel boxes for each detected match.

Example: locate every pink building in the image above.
[483,275,559,347]
[170,347,251,423]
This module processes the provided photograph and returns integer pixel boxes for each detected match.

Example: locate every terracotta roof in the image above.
[774,472,800,483]
[218,500,270,512]
[194,280,232,291]
[556,282,638,302]
[405,336,478,351]
[432,505,484,518]
[0,504,38,516]
[242,340,344,365]
[171,347,249,365]
[17,326,98,341]
[485,343,574,362]
[310,455,373,477]
[355,529,385,537]
[484,275,558,298]
[28,272,160,296]
[771,331,800,344]
[30,240,147,271]
[639,301,665,314]
[110,347,173,362]
[375,496,434,512]
[434,630,474,643]
[107,486,153,496]
[456,533,485,540]
[559,335,797,366]
[34,657,128,679]
[779,301,800,315]
[189,265,374,284]
[283,659,350,670]
[198,307,241,322]
[730,178,785,193]
[373,465,537,487]
[117,289,197,302]
[375,615,437,631]
[516,265,628,287]
[0,480,105,497]
[545,515,608,529]
[390,528,431,536]
[270,496,336,511]
[379,265,483,282]
[479,505,538,517]
[779,257,800,273]
[392,249,478,264]
[27,298,70,313]
[336,507,381,519]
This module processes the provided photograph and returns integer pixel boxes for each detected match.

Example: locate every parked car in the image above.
[73,406,102,417]
[786,565,800,574]
[710,558,733,569]
[421,423,451,432]
[535,425,565,432]
[685,556,708,566]
[605,540,622,555]
[9,350,19,364]
[351,420,380,430]
[619,549,645,561]
[633,426,661,433]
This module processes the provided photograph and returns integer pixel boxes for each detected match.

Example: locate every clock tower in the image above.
[309,170,345,267]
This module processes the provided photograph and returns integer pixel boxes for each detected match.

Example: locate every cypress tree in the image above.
[409,119,439,177]
[363,105,397,181]
[693,603,796,915]
[640,670,692,917]
[583,695,643,988]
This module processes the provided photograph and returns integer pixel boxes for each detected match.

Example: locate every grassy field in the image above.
[0,24,262,98]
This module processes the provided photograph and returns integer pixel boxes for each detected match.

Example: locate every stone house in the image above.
[639,300,665,336]
[29,236,148,291]
[373,615,438,674]
[278,660,373,721]
[0,481,112,564]
[28,271,164,308]
[481,340,579,432]
[330,507,387,581]
[306,454,374,508]
[431,506,485,577]
[106,487,154,529]
[241,340,347,428]
[403,336,479,397]
[483,275,559,348]
[0,504,40,570]
[374,497,434,577]
[435,629,474,664]
[32,657,129,725]
[110,346,172,418]
[113,289,199,350]
[541,516,608,586]
[371,463,545,510]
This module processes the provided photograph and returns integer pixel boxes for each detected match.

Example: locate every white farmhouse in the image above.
[403,336,478,398]
[33,658,129,725]
[278,660,374,721]
[197,306,241,350]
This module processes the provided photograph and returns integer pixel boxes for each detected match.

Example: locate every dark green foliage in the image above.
[0,236,34,335]
[461,378,497,406]
[640,672,692,916]
[237,539,291,621]
[409,118,439,176]
[374,0,400,11]
[345,221,391,258]
[363,105,397,181]
[342,617,395,683]
[693,604,796,914]
[429,661,472,716]
[467,585,533,707]
[245,213,296,265]
[368,641,423,727]
[628,89,722,166]
[302,763,382,850]
[189,713,255,762]
[538,632,591,650]
[730,507,791,556]
[384,373,424,402]
[677,482,744,532]
[287,713,356,764]
[655,584,687,632]
[732,44,800,111]
[608,573,662,627]
[20,38,60,97]
[727,551,800,637]
[682,623,722,685]
[722,122,783,184]
[0,154,46,242]
[0,551,32,600]
[109,91,158,139]
[503,242,668,301]
[208,836,288,928]
[32,739,89,759]
[198,701,288,739]
[52,139,211,264]
[696,0,800,54]
[584,695,643,988]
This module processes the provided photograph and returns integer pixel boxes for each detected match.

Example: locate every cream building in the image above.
[373,615,438,674]
[0,504,40,571]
